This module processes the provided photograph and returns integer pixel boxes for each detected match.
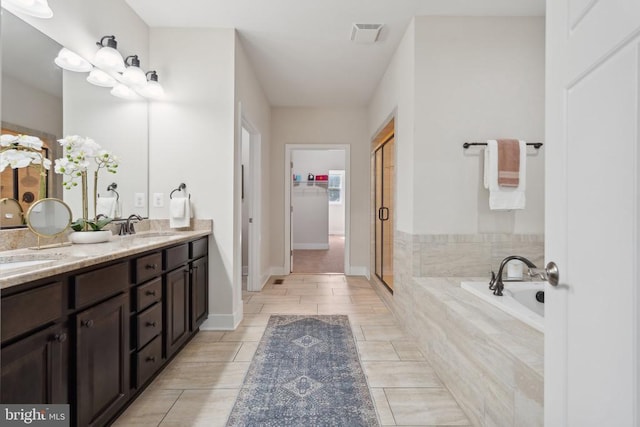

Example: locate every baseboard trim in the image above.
[270,266,287,276]
[292,243,330,250]
[200,310,242,331]
[347,266,369,278]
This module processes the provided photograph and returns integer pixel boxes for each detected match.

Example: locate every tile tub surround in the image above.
[372,274,543,427]
[0,220,212,289]
[414,234,544,277]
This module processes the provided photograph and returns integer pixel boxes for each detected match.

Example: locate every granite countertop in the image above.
[0,227,211,290]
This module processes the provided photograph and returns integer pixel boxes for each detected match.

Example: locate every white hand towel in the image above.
[170,197,190,228]
[170,197,185,218]
[486,140,526,210]
[96,197,117,218]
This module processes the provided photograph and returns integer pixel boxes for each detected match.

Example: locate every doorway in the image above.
[240,117,262,292]
[373,123,394,292]
[284,144,351,275]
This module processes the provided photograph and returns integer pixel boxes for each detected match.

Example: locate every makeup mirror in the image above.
[25,198,72,247]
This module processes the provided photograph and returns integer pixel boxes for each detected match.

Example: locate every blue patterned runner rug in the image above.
[226,315,380,426]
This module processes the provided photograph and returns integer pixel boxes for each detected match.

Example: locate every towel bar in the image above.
[463,142,543,149]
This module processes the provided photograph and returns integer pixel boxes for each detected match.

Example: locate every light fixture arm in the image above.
[97,35,117,49]
[124,55,141,68]
[146,71,159,82]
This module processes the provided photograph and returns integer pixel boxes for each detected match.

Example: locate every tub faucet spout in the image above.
[489,256,538,296]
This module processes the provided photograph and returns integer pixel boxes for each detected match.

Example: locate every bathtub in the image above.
[460,281,545,332]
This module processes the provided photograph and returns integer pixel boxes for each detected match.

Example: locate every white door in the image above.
[546,1,640,426]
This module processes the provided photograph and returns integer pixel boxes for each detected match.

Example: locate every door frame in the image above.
[239,113,262,292]
[284,144,351,275]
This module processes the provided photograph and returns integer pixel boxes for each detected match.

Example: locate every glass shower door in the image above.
[375,136,394,291]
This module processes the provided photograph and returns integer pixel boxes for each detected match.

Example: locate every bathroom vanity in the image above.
[0,231,210,426]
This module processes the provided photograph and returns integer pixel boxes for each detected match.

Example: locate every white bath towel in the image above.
[170,197,190,228]
[96,196,117,218]
[485,140,526,210]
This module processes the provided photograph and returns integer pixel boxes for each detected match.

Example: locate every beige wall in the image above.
[1,74,62,138]
[270,107,370,274]
[369,16,545,237]
[413,16,545,235]
[234,33,273,294]
[367,19,415,234]
[148,27,237,329]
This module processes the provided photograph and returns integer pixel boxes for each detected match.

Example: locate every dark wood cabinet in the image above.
[1,322,68,404]
[190,256,208,331]
[76,293,129,427]
[164,267,190,358]
[1,235,209,426]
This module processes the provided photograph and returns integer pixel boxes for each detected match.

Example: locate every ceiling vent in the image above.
[350,23,383,43]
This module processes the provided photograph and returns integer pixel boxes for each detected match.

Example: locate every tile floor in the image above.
[113,274,471,426]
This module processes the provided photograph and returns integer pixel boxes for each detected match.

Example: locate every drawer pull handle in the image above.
[54,333,67,343]
[81,319,94,328]
[146,356,156,362]
[145,263,158,270]
[146,321,157,328]
[145,290,157,296]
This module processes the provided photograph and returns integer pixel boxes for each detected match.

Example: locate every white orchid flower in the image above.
[0,134,18,147]
[16,135,43,150]
[4,149,33,169]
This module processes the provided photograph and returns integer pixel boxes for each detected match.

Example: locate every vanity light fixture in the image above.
[136,71,165,99]
[94,36,125,73]
[3,0,53,19]
[86,68,117,87]
[110,83,140,100]
[121,55,147,87]
[54,48,92,72]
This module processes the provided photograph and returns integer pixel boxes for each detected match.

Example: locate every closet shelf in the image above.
[292,181,328,185]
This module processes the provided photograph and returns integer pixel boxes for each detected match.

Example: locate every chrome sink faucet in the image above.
[489,255,538,296]
[119,214,143,235]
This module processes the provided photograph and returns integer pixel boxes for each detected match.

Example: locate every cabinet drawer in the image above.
[74,262,129,308]
[190,237,208,260]
[135,253,162,284]
[1,281,64,342]
[136,335,162,387]
[137,303,162,350]
[165,244,188,271]
[136,278,162,312]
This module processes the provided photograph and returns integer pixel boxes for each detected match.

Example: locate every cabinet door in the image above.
[1,323,68,404]
[76,293,129,427]
[165,267,190,358]
[190,257,208,331]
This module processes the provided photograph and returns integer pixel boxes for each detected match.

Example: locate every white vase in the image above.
[68,230,112,244]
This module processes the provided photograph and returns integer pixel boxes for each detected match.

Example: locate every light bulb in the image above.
[136,71,165,99]
[3,0,53,19]
[110,83,140,100]
[137,80,165,99]
[54,48,92,72]
[94,36,125,73]
[122,55,147,87]
[87,69,117,87]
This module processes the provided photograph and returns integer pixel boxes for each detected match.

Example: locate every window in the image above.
[328,170,344,205]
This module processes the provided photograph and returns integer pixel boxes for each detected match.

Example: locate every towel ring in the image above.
[106,183,120,201]
[170,183,190,199]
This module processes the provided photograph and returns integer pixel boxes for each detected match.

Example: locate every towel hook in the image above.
[170,183,190,199]
[106,182,120,201]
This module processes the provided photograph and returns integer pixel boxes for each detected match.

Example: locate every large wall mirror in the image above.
[0,8,149,228]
